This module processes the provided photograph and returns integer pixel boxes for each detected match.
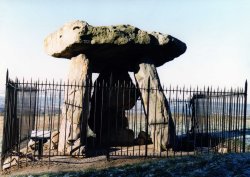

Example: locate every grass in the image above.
[16,153,250,177]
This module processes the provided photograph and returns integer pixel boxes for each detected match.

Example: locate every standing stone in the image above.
[58,54,93,153]
[134,59,176,152]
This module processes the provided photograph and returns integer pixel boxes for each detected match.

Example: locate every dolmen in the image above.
[44,20,186,153]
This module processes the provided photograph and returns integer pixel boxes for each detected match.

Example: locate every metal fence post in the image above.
[145,78,150,158]
[1,70,10,170]
[13,79,18,151]
[106,73,113,161]
[243,80,248,152]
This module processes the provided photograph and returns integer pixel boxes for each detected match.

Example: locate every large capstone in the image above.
[44,20,186,72]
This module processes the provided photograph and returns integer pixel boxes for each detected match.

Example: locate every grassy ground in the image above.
[4,153,250,177]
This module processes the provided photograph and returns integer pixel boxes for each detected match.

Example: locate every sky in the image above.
[0,0,250,96]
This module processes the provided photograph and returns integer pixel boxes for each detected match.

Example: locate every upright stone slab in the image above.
[134,59,176,152]
[58,54,92,153]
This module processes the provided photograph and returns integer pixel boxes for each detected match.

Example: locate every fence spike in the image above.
[6,69,9,83]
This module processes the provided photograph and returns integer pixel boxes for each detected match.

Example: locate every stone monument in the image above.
[44,20,186,153]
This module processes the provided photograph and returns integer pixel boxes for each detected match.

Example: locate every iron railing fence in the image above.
[0,73,248,170]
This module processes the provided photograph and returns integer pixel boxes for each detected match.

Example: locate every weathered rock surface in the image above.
[2,151,36,170]
[58,54,93,152]
[44,131,59,150]
[134,59,176,151]
[65,138,85,155]
[28,139,36,150]
[135,131,152,145]
[2,156,19,170]
[51,131,59,145]
[44,20,186,72]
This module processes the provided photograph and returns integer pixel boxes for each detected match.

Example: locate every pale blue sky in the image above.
[0,0,250,95]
